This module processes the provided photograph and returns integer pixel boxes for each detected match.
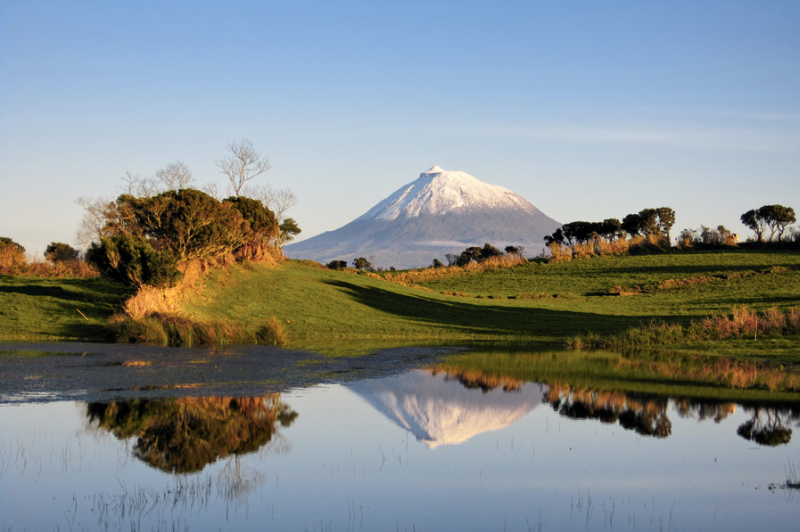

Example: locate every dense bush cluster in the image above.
[86,189,280,287]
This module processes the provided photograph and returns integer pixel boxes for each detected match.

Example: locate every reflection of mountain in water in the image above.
[348,369,545,449]
[87,395,297,473]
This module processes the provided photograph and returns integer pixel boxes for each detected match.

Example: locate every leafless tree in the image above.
[216,139,271,197]
[120,171,159,198]
[155,160,193,190]
[202,181,222,200]
[244,183,297,220]
[75,196,113,249]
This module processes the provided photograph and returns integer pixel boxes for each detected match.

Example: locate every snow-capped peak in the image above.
[424,164,445,174]
[359,166,536,221]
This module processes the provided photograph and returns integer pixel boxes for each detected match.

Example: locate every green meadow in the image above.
[2,247,800,361]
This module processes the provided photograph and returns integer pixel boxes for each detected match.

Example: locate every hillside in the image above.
[178,249,800,358]
[4,249,800,364]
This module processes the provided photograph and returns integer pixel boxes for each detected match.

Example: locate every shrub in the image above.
[256,316,287,346]
[86,235,183,288]
[44,242,80,262]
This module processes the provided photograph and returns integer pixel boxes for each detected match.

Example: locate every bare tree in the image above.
[244,184,297,220]
[75,196,113,249]
[120,171,159,198]
[216,139,271,197]
[155,161,193,190]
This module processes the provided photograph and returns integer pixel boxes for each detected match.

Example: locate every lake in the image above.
[1,342,799,531]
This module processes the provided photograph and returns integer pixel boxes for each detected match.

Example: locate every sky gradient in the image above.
[2,0,798,258]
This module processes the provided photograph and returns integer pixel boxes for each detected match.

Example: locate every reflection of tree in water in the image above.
[430,366,524,393]
[547,384,672,438]
[87,395,297,473]
[736,406,800,447]
[674,399,737,423]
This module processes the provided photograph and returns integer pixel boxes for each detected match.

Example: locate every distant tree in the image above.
[741,208,768,242]
[598,218,622,241]
[326,260,348,270]
[480,243,503,260]
[277,218,301,249]
[544,228,565,246]
[621,213,641,237]
[444,253,459,266]
[656,207,676,242]
[352,257,371,270]
[762,205,796,242]
[216,139,271,197]
[431,258,445,269]
[44,242,79,263]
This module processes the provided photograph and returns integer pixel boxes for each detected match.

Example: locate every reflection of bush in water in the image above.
[429,366,524,393]
[736,407,797,446]
[87,396,297,473]
[547,384,673,438]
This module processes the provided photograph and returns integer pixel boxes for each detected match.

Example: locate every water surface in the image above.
[1,343,799,531]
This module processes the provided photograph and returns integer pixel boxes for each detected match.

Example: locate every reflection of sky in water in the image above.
[2,371,800,531]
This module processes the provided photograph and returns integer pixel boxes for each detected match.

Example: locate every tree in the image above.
[352,257,371,270]
[44,242,79,262]
[155,161,194,190]
[216,140,271,197]
[326,260,348,270]
[277,218,301,249]
[761,205,796,242]
[621,213,642,237]
[741,208,768,242]
[656,207,676,242]
[431,258,445,268]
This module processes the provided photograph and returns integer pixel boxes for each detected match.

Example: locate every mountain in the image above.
[347,369,545,449]
[285,165,561,269]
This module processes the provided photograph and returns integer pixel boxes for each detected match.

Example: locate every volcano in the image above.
[285,165,561,269]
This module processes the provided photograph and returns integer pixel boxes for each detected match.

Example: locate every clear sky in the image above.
[2,0,798,257]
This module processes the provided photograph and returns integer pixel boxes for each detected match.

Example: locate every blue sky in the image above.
[2,0,798,256]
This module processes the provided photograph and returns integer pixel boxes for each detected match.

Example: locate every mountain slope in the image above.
[286,165,561,269]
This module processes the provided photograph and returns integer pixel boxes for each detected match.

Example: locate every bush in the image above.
[44,242,80,262]
[255,316,287,346]
[86,235,183,288]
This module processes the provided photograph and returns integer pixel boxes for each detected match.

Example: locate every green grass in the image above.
[0,275,132,341]
[4,249,800,364]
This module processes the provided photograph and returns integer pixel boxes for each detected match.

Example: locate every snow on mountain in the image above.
[285,165,561,269]
[359,165,536,221]
[348,370,545,449]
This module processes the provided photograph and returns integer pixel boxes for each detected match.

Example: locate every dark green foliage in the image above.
[737,418,792,446]
[104,189,278,261]
[86,235,182,288]
[326,260,348,270]
[451,243,504,266]
[352,257,372,270]
[431,258,445,269]
[278,217,301,246]
[741,205,795,242]
[44,242,79,262]
[224,196,278,239]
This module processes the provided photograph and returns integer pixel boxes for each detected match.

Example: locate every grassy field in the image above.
[3,248,799,357]
[0,275,131,341]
